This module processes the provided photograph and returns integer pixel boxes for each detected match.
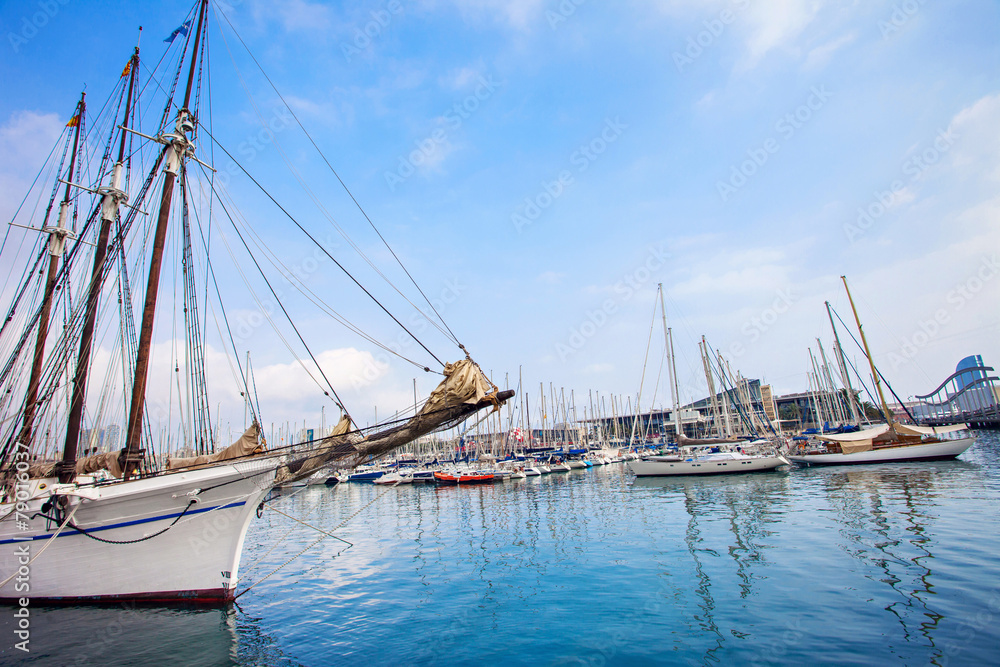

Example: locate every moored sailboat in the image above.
[627,284,788,477]
[787,277,974,466]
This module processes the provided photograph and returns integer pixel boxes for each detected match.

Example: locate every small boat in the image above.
[549,462,571,472]
[411,469,440,483]
[374,471,413,485]
[348,469,386,482]
[433,471,495,485]
[524,466,541,476]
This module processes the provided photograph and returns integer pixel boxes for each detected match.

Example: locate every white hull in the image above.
[787,436,974,466]
[1,459,275,602]
[627,454,788,477]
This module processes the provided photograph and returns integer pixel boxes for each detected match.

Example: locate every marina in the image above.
[2,431,999,665]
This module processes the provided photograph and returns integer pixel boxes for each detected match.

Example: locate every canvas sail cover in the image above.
[166,423,263,470]
[27,451,125,479]
[272,359,503,485]
[893,423,967,436]
[420,359,493,415]
[815,425,890,443]
[839,440,874,454]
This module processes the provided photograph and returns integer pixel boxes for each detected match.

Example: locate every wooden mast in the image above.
[123,0,208,478]
[19,92,85,453]
[60,43,142,483]
[841,275,895,431]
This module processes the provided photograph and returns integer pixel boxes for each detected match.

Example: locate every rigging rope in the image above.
[234,480,401,600]
[214,5,464,351]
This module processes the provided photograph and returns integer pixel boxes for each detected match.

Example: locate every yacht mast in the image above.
[825,300,861,424]
[699,337,722,438]
[123,0,208,476]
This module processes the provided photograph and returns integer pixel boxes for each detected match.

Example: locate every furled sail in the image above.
[27,451,126,480]
[273,359,512,485]
[166,422,264,470]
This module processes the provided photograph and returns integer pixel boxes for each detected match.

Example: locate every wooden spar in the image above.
[19,92,85,453]
[841,275,894,431]
[61,46,141,483]
[123,0,208,476]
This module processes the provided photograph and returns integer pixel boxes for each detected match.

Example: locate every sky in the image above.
[1,0,999,440]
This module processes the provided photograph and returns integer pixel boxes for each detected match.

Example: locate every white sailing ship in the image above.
[0,1,510,602]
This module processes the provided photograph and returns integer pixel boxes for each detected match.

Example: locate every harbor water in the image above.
[4,430,1000,666]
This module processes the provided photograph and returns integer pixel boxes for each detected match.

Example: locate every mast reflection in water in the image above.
[3,431,999,666]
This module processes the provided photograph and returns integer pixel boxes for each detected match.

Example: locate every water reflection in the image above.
[0,604,296,667]
[817,464,963,663]
[629,472,793,663]
[5,436,999,666]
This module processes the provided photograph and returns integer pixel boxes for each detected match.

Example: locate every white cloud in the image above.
[537,270,565,284]
[803,31,856,70]
[737,0,826,72]
[945,92,1000,182]
[431,0,547,30]
[252,0,333,32]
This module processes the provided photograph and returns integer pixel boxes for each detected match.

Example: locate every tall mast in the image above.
[657,284,683,439]
[19,92,85,452]
[61,42,142,483]
[123,1,208,476]
[699,337,722,438]
[825,300,861,424]
[841,276,894,430]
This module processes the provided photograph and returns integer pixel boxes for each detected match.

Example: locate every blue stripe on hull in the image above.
[0,501,247,545]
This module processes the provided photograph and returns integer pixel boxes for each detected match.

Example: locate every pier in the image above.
[912,362,1000,429]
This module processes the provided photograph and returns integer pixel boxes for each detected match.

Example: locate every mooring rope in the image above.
[0,501,80,589]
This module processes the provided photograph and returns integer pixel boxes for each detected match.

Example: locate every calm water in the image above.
[4,431,1000,666]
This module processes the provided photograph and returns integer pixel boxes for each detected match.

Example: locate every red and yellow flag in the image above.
[66,115,80,127]
[121,61,131,78]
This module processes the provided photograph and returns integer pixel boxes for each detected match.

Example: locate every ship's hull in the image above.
[787,436,974,466]
[627,454,788,477]
[1,459,275,603]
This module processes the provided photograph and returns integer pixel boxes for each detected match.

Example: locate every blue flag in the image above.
[164,19,193,43]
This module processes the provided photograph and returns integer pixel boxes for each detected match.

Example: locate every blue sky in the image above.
[1,0,999,435]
